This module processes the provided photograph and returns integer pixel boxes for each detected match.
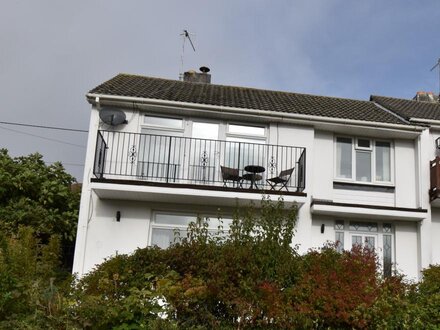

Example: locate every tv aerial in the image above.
[179,29,196,80]
[430,58,440,96]
[99,107,127,126]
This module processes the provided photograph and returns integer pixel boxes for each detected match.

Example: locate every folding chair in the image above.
[220,166,243,188]
[266,167,294,191]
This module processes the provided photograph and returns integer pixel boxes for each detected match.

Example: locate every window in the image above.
[225,124,266,169]
[228,124,265,136]
[334,220,345,253]
[335,137,392,184]
[336,137,352,178]
[139,116,184,180]
[150,212,232,249]
[143,115,183,129]
[189,122,220,182]
[334,220,393,277]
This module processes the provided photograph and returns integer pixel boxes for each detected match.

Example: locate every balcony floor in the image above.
[90,178,307,207]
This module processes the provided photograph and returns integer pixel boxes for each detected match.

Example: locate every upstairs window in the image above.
[143,115,183,130]
[335,137,392,184]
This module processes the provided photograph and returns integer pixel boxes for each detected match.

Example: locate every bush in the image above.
[0,227,70,329]
[0,149,80,244]
[3,197,440,329]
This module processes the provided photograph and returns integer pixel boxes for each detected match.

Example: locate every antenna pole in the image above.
[430,58,440,96]
[179,29,196,80]
[180,33,186,80]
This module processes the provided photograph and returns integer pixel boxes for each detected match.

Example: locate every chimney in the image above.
[183,66,211,84]
[413,91,439,103]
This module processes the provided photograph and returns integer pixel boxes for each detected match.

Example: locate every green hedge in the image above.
[1,198,439,329]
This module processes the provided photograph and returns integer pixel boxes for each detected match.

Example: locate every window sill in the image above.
[333,181,395,192]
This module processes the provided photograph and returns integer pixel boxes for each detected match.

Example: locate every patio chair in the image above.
[220,166,242,188]
[266,167,294,191]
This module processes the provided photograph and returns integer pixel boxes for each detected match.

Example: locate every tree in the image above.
[0,149,80,243]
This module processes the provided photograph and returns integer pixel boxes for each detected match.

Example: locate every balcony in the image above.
[92,130,306,197]
[430,156,440,202]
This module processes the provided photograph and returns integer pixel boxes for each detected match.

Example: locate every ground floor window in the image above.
[334,220,394,277]
[150,212,232,249]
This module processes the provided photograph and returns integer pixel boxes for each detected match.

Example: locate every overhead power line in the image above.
[0,120,88,133]
[0,125,86,149]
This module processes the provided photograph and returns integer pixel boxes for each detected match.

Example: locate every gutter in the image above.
[409,118,440,129]
[86,93,426,133]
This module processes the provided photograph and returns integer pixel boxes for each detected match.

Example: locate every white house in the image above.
[73,70,439,280]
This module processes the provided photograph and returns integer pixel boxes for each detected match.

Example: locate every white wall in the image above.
[275,123,315,253]
[430,208,440,265]
[394,221,419,280]
[312,131,333,200]
[311,215,335,248]
[82,197,151,273]
[394,139,417,208]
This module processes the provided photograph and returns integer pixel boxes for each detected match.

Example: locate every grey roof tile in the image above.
[371,95,440,121]
[89,74,408,125]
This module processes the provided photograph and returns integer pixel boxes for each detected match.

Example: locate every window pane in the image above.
[144,116,183,129]
[335,220,344,230]
[225,137,265,168]
[364,236,375,250]
[228,124,265,136]
[376,141,391,181]
[357,139,371,148]
[352,235,362,247]
[193,122,219,140]
[151,228,187,248]
[155,213,196,226]
[356,151,371,182]
[383,223,392,233]
[335,232,344,253]
[336,137,352,178]
[155,213,233,229]
[383,235,392,277]
[349,222,378,232]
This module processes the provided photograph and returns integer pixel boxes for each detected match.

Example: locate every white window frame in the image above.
[141,114,185,134]
[334,136,394,185]
[149,211,232,248]
[334,220,395,276]
[226,122,267,143]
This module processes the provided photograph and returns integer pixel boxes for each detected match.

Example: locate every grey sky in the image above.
[1,1,440,180]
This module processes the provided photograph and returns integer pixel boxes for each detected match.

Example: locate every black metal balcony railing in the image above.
[94,130,306,193]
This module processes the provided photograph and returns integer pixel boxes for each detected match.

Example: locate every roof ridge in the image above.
[114,73,374,104]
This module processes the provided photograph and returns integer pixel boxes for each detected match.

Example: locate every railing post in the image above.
[166,136,172,183]
[237,142,241,173]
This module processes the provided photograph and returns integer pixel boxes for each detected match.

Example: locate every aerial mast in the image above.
[179,29,196,80]
[430,58,440,97]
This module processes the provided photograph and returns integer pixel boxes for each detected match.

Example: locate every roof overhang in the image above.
[409,117,440,130]
[311,199,427,221]
[87,93,426,139]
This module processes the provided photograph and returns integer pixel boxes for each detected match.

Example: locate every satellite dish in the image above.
[99,107,127,126]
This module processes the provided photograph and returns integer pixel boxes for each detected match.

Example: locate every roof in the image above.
[371,95,440,121]
[89,73,408,125]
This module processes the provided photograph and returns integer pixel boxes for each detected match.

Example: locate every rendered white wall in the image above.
[82,197,151,274]
[276,123,314,253]
[395,221,419,280]
[311,215,335,249]
[394,139,417,208]
[312,131,333,200]
[430,208,440,264]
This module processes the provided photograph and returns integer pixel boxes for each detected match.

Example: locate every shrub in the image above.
[0,227,70,329]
